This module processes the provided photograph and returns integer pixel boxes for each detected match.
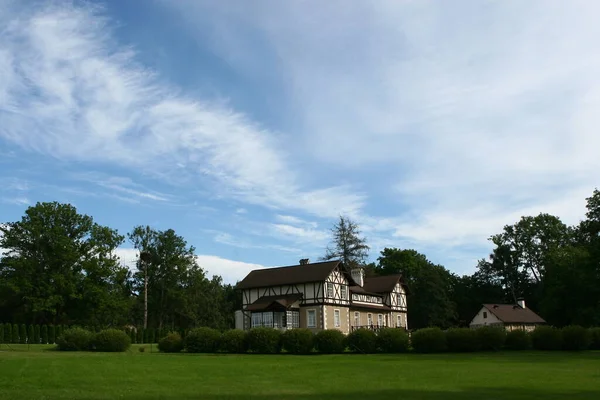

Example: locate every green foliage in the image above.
[137,327,144,344]
[56,327,93,351]
[27,324,34,344]
[148,328,155,344]
[446,328,480,352]
[12,324,19,343]
[139,346,146,353]
[4,323,11,344]
[561,325,591,351]
[476,326,506,351]
[376,328,409,353]
[158,332,183,353]
[505,330,531,350]
[48,325,55,344]
[531,326,562,351]
[589,328,600,350]
[246,327,282,354]
[128,328,136,344]
[0,324,3,344]
[345,328,377,353]
[322,215,370,266]
[281,328,314,354]
[41,325,48,344]
[20,324,27,344]
[219,330,248,354]
[411,327,447,353]
[91,329,131,352]
[185,327,222,353]
[33,324,40,344]
[314,329,346,354]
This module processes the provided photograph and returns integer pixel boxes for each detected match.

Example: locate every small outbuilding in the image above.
[469,299,546,331]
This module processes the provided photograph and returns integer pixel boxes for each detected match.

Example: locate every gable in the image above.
[236,260,345,289]
[484,304,546,324]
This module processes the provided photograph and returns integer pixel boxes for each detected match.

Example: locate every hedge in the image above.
[220,329,248,353]
[48,325,56,344]
[281,328,314,354]
[41,325,48,344]
[4,323,11,344]
[247,327,282,354]
[56,327,94,351]
[531,326,562,351]
[137,328,144,344]
[376,328,409,353]
[27,325,34,344]
[314,329,345,354]
[185,327,222,353]
[12,324,19,344]
[0,324,3,344]
[92,329,131,352]
[411,327,447,353]
[446,328,480,353]
[158,332,184,353]
[505,329,531,350]
[477,326,506,351]
[346,328,377,353]
[589,327,600,350]
[561,325,591,351]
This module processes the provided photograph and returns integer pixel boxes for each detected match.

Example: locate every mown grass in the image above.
[0,344,599,399]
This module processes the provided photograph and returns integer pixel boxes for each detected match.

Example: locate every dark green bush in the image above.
[148,328,156,344]
[137,327,144,344]
[220,329,248,353]
[158,332,183,353]
[561,325,591,351]
[477,326,506,351]
[281,328,314,354]
[505,330,531,350]
[589,328,600,350]
[185,327,222,353]
[4,323,11,343]
[346,328,377,353]
[12,324,19,344]
[41,325,48,344]
[33,324,40,344]
[376,328,410,353]
[531,326,562,351]
[411,327,447,353]
[0,324,3,344]
[247,327,282,354]
[446,328,480,352]
[48,325,55,344]
[314,329,346,354]
[91,329,131,352]
[27,324,33,344]
[56,327,93,351]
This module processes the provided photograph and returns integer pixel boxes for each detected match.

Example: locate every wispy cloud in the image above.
[212,230,300,253]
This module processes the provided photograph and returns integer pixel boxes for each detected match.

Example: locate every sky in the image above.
[1,0,599,284]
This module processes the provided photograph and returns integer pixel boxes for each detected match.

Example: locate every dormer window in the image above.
[326,283,334,298]
[483,311,488,319]
[340,285,347,300]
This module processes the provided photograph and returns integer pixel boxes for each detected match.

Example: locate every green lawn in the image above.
[0,345,599,399]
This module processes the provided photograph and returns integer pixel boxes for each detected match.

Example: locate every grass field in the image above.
[0,344,599,399]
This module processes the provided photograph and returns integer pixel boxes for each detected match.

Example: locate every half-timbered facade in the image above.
[234,259,409,334]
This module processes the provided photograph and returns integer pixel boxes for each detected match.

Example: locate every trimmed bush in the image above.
[220,329,248,353]
[27,325,34,344]
[346,328,377,353]
[13,324,19,344]
[589,328,600,350]
[446,328,480,352]
[531,326,562,351]
[281,328,314,354]
[48,325,56,344]
[128,328,136,344]
[561,325,591,351]
[246,327,282,354]
[376,328,410,353]
[33,324,40,344]
[505,330,531,350]
[41,325,48,344]
[185,327,222,353]
[56,327,93,351]
[314,329,346,354]
[0,324,3,344]
[92,329,131,352]
[4,323,11,343]
[158,332,183,353]
[411,327,447,353]
[477,326,506,351]
[137,327,144,344]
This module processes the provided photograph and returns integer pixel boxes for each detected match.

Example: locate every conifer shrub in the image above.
[561,325,591,351]
[411,327,447,353]
[91,329,131,352]
[12,324,19,344]
[476,326,506,351]
[589,328,600,350]
[56,327,93,351]
[48,325,56,344]
[446,328,481,352]
[281,328,314,354]
[346,328,377,353]
[314,329,346,354]
[4,323,11,343]
[505,329,531,350]
[33,324,40,344]
[148,328,156,344]
[531,326,562,351]
[246,327,282,354]
[137,327,144,344]
[185,327,222,353]
[0,324,3,344]
[27,325,33,344]
[220,329,248,354]
[41,325,48,344]
[376,328,410,353]
[158,331,183,353]
[128,328,136,344]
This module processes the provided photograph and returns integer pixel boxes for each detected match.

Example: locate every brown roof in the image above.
[236,260,355,289]
[483,304,546,324]
[362,274,407,293]
[245,294,303,311]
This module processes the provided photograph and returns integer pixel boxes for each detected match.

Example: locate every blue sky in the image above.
[1,0,599,283]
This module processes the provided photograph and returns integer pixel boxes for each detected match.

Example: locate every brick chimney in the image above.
[351,267,364,287]
[299,258,310,265]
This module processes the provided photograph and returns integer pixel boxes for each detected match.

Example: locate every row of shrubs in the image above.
[56,327,132,352]
[0,323,70,345]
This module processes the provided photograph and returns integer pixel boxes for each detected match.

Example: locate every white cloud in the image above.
[270,223,328,243]
[212,230,300,253]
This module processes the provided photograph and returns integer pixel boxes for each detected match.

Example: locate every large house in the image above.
[234,259,408,334]
[469,299,546,331]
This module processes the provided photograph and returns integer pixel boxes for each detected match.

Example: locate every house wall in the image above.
[324,305,350,334]
[242,282,320,307]
[299,305,324,333]
[469,307,503,328]
[505,323,539,332]
[350,309,393,328]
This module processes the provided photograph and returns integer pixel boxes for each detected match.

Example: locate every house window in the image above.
[354,312,360,326]
[252,313,262,328]
[307,309,316,328]
[326,283,334,298]
[378,314,383,327]
[340,285,347,300]
[334,309,341,327]
[397,314,401,328]
[483,312,488,319]
[367,313,373,326]
[292,311,300,328]
[263,312,273,327]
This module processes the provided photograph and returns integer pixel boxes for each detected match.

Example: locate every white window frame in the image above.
[263,312,274,327]
[378,314,383,327]
[340,285,347,300]
[307,309,317,328]
[326,282,334,298]
[367,313,373,326]
[252,313,262,328]
[354,312,360,326]
[334,309,341,327]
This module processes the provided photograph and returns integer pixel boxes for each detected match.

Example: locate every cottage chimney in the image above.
[351,267,365,287]
[517,298,526,309]
[299,258,310,265]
